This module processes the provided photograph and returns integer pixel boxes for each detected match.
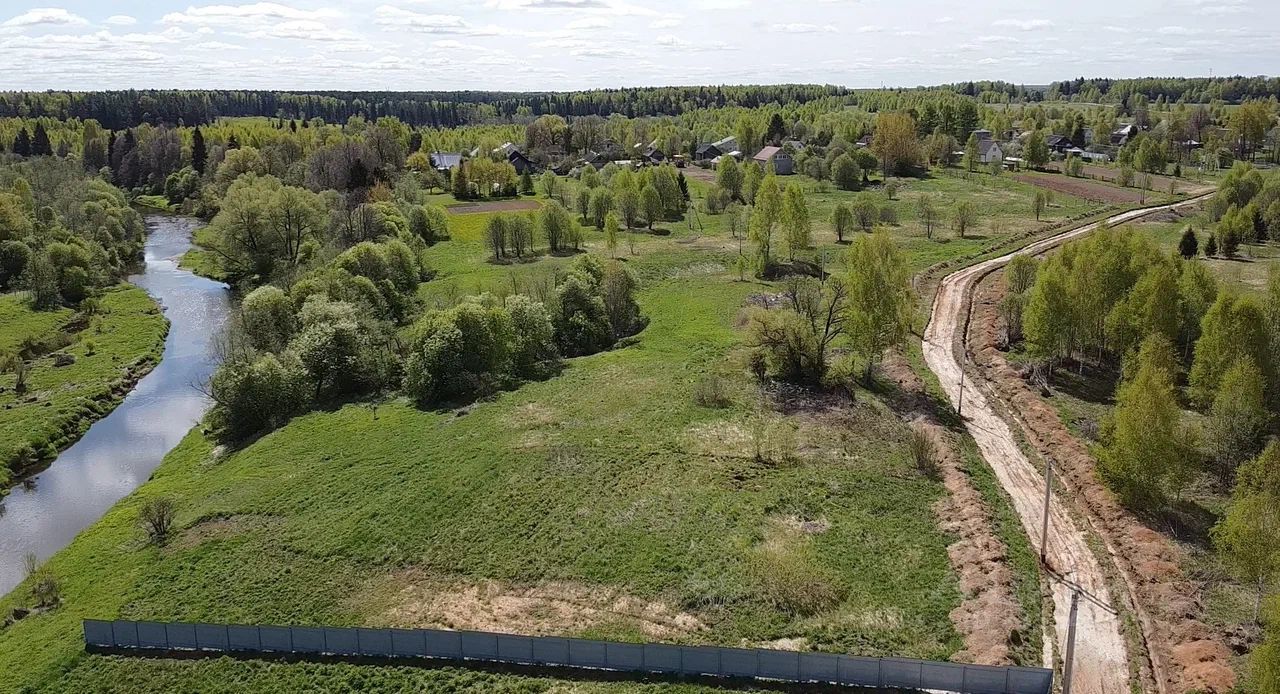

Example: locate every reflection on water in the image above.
[0,215,230,595]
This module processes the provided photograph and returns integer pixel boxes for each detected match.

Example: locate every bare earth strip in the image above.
[446,199,541,215]
[921,196,1211,694]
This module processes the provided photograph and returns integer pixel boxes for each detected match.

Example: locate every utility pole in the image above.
[956,367,965,417]
[1062,589,1081,694]
[1040,456,1053,564]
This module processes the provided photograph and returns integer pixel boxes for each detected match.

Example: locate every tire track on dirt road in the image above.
[921,196,1211,694]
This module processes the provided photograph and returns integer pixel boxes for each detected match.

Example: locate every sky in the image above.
[0,0,1276,92]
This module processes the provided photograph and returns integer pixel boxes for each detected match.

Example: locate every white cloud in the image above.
[856,24,882,33]
[566,17,611,29]
[769,23,837,33]
[162,2,341,25]
[2,8,88,29]
[992,18,1054,31]
[373,6,505,35]
[1156,25,1196,35]
[649,17,681,28]
[934,16,954,24]
[655,34,735,50]
[105,15,138,27]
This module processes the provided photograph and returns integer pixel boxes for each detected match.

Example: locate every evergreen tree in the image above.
[31,123,52,156]
[1205,232,1219,257]
[12,128,31,157]
[1178,227,1199,259]
[191,127,208,174]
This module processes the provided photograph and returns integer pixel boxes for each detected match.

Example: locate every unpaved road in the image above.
[922,197,1208,694]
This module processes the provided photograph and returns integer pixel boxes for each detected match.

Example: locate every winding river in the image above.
[0,214,230,595]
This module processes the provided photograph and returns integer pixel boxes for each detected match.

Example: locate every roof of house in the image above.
[1046,134,1072,147]
[494,142,521,156]
[429,152,463,169]
[695,143,720,157]
[712,136,738,150]
[753,146,783,162]
[973,129,993,139]
[782,140,805,151]
[977,140,1001,156]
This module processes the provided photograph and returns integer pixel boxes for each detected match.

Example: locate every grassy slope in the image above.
[1,168,1092,692]
[177,226,230,283]
[0,286,168,487]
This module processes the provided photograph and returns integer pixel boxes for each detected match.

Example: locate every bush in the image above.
[240,285,296,353]
[602,261,643,339]
[24,553,61,608]
[693,374,731,408]
[403,301,514,405]
[748,308,823,383]
[139,497,177,545]
[747,537,843,616]
[208,352,312,440]
[907,424,940,479]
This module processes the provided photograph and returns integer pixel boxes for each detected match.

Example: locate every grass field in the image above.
[0,167,1080,691]
[0,286,168,489]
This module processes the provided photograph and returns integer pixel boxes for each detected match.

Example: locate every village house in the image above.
[977,139,1003,164]
[752,146,794,175]
[429,152,462,173]
[1045,134,1076,155]
[1111,124,1139,146]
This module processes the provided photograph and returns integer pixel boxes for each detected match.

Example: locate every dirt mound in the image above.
[968,270,1236,693]
[364,571,706,640]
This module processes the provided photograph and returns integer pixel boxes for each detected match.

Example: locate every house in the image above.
[1045,134,1075,155]
[972,128,993,142]
[695,143,723,161]
[752,146,794,175]
[1111,124,1139,146]
[712,136,739,154]
[782,139,806,152]
[506,148,538,175]
[642,147,666,166]
[493,142,521,158]
[977,140,1003,164]
[855,134,873,149]
[429,152,463,172]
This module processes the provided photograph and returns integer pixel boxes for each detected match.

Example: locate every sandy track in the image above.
[921,197,1210,694]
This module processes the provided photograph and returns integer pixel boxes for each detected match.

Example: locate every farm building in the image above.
[752,146,794,175]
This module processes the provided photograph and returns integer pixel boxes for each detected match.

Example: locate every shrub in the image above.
[240,285,296,353]
[693,374,731,408]
[506,294,559,378]
[602,261,643,339]
[208,352,312,440]
[403,301,514,405]
[24,553,61,608]
[747,538,843,616]
[907,424,940,479]
[139,497,177,545]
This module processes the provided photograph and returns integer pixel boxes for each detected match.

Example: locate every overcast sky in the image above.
[0,0,1275,92]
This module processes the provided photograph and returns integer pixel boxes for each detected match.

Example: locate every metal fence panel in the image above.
[358,628,394,657]
[324,627,359,656]
[423,629,462,659]
[111,621,139,648]
[606,643,644,671]
[568,639,607,668]
[799,652,840,684]
[228,625,261,651]
[497,635,533,663]
[258,626,291,652]
[83,620,113,648]
[720,647,757,677]
[680,647,719,676]
[1008,668,1054,694]
[922,661,965,690]
[136,621,168,649]
[460,631,499,660]
[291,626,324,654]
[962,665,1011,694]
[390,628,425,657]
[758,649,800,680]
[167,623,198,650]
[837,655,881,686]
[531,637,569,666]
[195,624,229,651]
[642,644,681,673]
[881,658,922,688]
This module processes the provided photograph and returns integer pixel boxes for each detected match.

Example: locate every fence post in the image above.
[1004,666,1011,694]
[877,658,883,688]
[164,623,171,650]
[961,665,968,693]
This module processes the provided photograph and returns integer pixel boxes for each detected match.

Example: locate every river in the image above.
[0,214,230,595]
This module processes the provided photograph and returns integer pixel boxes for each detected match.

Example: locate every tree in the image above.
[1189,292,1270,406]
[850,193,878,233]
[870,111,921,176]
[602,261,642,339]
[484,214,509,260]
[1032,190,1049,222]
[1005,255,1039,295]
[31,123,52,157]
[743,162,764,204]
[520,171,534,196]
[588,187,614,229]
[1178,227,1199,259]
[951,201,978,238]
[641,184,662,230]
[604,211,620,258]
[832,153,861,191]
[12,128,31,157]
[1214,442,1280,622]
[139,497,177,545]
[1023,258,1075,368]
[1100,335,1190,508]
[1025,130,1050,169]
[1206,357,1268,485]
[716,156,744,201]
[538,200,573,253]
[781,184,811,261]
[191,127,208,174]
[240,285,296,353]
[749,173,783,274]
[962,133,980,173]
[845,232,914,379]
[832,203,854,243]
[451,163,471,199]
[1205,232,1219,257]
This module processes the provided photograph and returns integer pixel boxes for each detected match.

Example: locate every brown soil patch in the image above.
[1013,173,1146,205]
[1043,162,1216,197]
[447,199,541,215]
[968,270,1236,693]
[880,354,1021,666]
[363,570,706,640]
[170,514,282,552]
[682,166,717,184]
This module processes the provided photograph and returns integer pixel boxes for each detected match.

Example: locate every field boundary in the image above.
[83,619,1052,694]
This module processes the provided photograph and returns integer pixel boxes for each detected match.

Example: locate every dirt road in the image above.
[921,198,1209,694]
